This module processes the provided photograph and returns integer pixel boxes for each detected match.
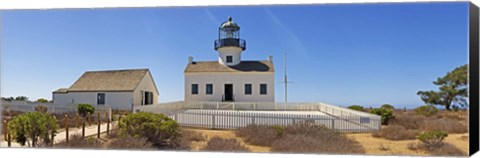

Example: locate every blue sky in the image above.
[1,2,469,108]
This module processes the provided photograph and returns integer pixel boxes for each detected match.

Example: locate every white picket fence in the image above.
[134,101,381,132]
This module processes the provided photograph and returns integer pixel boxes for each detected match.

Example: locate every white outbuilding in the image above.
[184,17,275,103]
[53,69,159,110]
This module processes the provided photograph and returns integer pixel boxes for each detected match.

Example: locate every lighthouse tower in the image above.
[214,17,246,66]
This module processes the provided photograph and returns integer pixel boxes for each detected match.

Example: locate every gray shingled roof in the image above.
[60,69,150,92]
[185,61,274,73]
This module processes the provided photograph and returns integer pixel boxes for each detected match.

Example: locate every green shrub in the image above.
[418,130,448,149]
[35,105,48,113]
[348,105,364,111]
[380,104,395,110]
[77,103,95,117]
[272,125,284,136]
[118,112,180,148]
[414,105,438,116]
[8,112,58,147]
[370,108,395,125]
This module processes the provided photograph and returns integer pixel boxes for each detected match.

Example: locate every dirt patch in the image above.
[182,127,270,152]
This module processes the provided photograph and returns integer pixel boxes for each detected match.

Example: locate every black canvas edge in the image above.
[469,1,479,156]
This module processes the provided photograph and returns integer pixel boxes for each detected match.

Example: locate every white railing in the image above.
[134,101,381,132]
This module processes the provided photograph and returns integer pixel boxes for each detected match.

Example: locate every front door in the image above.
[224,84,233,101]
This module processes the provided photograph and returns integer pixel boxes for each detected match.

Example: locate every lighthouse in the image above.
[214,17,246,66]
[185,17,274,103]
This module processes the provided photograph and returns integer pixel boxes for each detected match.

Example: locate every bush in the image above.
[417,130,448,149]
[8,112,58,147]
[348,105,364,111]
[77,103,95,117]
[421,118,467,133]
[202,136,249,152]
[118,112,180,148]
[55,135,102,148]
[370,108,395,125]
[107,135,154,150]
[389,114,426,130]
[380,104,395,110]
[426,143,466,156]
[235,124,282,146]
[271,123,365,154]
[271,134,364,154]
[414,105,438,116]
[372,125,420,140]
[35,105,48,113]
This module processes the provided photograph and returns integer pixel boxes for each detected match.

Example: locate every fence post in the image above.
[3,120,7,141]
[211,115,215,129]
[82,120,86,139]
[97,112,101,138]
[251,116,256,125]
[7,131,11,147]
[105,112,110,135]
[76,113,79,128]
[88,112,92,126]
[51,130,55,146]
[64,114,69,142]
[331,119,335,130]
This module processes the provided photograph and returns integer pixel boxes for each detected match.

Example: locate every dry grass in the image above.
[421,118,467,133]
[55,135,103,149]
[235,125,280,146]
[202,136,250,152]
[390,114,426,130]
[426,143,466,156]
[372,125,420,140]
[107,135,153,150]
[270,124,365,154]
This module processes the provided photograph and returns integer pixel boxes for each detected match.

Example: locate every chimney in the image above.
[188,56,193,64]
[268,56,273,63]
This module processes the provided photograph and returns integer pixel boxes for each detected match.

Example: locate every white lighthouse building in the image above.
[184,17,274,103]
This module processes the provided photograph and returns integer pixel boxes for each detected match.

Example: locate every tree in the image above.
[36,98,49,103]
[370,107,395,125]
[1,97,14,101]
[417,64,468,111]
[380,104,395,110]
[77,104,95,117]
[7,112,58,147]
[14,96,29,101]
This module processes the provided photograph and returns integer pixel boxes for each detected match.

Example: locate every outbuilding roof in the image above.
[54,69,157,93]
[184,61,274,73]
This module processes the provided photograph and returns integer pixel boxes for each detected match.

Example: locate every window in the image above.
[144,91,153,105]
[226,56,233,63]
[244,84,252,95]
[206,84,213,95]
[260,84,267,95]
[97,93,105,105]
[191,84,198,95]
